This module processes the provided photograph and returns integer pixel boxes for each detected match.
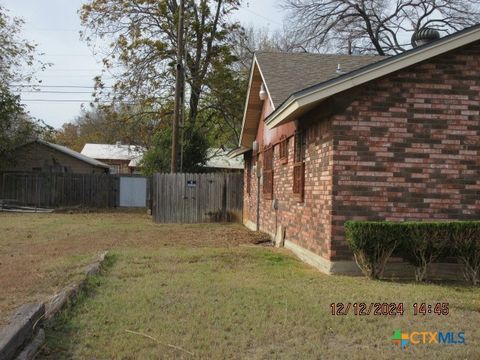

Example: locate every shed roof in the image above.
[205,148,244,170]
[30,140,110,169]
[255,52,384,108]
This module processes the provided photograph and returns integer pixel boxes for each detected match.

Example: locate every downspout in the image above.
[256,168,261,231]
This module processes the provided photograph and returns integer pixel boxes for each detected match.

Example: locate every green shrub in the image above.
[399,222,450,282]
[344,221,403,279]
[345,220,480,284]
[451,222,480,286]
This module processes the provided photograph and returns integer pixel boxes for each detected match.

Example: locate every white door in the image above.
[119,177,147,207]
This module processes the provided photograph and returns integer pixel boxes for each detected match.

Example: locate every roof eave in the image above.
[265,25,480,129]
[228,146,251,158]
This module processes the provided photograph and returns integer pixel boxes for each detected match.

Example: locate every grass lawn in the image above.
[1,213,479,359]
[0,212,262,326]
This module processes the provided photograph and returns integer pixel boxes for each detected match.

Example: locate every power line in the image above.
[42,68,104,72]
[35,75,114,79]
[12,85,113,89]
[21,99,97,103]
[242,7,283,26]
[41,54,98,57]
[21,99,137,104]
[32,28,79,32]
[16,90,95,94]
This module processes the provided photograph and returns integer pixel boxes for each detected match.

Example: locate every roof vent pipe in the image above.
[412,28,440,47]
[259,83,267,101]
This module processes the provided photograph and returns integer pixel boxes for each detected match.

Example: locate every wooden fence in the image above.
[0,172,119,208]
[152,173,243,223]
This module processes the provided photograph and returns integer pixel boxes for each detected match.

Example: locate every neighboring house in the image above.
[81,142,145,174]
[236,25,480,279]
[203,148,244,172]
[3,140,109,174]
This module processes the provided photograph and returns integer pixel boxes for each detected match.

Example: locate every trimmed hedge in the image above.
[399,222,451,282]
[344,221,403,279]
[451,222,480,286]
[344,220,480,284]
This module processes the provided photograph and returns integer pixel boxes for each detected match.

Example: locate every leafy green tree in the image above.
[54,105,160,151]
[0,5,39,84]
[80,0,244,173]
[0,85,54,168]
[0,6,52,169]
[141,123,209,175]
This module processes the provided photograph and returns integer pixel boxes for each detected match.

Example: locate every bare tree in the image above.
[231,25,306,72]
[282,0,480,55]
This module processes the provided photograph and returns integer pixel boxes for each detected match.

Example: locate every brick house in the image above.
[234,25,480,279]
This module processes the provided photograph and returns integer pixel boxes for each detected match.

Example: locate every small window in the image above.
[109,165,120,174]
[263,145,274,199]
[279,136,288,164]
[293,130,305,201]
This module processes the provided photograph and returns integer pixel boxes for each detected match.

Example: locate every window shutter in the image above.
[293,130,305,202]
[263,145,274,199]
[279,136,288,164]
[293,162,305,200]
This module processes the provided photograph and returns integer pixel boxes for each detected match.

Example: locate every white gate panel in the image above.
[119,177,147,207]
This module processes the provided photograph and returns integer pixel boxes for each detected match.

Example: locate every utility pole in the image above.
[171,0,185,173]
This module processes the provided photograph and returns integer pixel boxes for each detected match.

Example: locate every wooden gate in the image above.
[152,173,243,223]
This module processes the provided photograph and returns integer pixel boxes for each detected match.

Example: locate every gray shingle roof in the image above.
[36,140,110,169]
[255,52,385,108]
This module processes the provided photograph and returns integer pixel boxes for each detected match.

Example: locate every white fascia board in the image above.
[238,58,258,147]
[255,57,275,111]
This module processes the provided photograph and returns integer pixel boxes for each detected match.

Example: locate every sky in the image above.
[2,0,285,129]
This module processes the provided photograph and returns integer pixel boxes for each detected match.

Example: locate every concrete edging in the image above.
[45,251,108,320]
[0,251,109,360]
[0,304,45,360]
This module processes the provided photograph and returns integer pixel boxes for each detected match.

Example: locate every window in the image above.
[263,145,274,199]
[279,136,288,164]
[109,164,120,174]
[293,130,305,201]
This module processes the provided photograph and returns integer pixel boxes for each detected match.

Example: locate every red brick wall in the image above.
[244,41,480,264]
[244,117,334,260]
[331,41,480,260]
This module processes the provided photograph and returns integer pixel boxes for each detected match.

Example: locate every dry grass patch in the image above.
[0,212,263,325]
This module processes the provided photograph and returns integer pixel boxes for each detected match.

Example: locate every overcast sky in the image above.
[2,0,284,129]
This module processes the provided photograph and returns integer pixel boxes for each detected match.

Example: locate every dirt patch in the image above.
[0,213,261,326]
